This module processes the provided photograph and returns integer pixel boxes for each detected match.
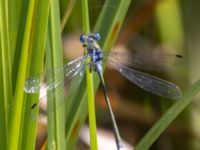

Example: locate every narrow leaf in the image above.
[135,79,200,150]
[46,0,65,149]
[81,0,98,149]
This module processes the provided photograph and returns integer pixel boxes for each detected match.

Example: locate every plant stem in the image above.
[46,0,65,149]
[61,0,77,31]
[81,0,98,149]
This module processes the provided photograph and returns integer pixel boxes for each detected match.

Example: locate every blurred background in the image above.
[35,0,200,149]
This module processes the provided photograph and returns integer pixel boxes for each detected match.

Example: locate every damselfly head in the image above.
[87,36,95,44]
[80,32,101,44]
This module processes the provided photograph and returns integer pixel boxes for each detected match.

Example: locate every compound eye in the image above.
[80,34,87,43]
[94,32,101,40]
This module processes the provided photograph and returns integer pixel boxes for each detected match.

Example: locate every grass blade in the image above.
[8,0,50,149]
[11,0,29,92]
[0,0,12,149]
[20,0,50,149]
[81,0,98,149]
[8,0,36,148]
[135,79,200,150]
[0,0,12,130]
[8,0,22,60]
[46,0,65,149]
[0,35,8,150]
[61,0,78,31]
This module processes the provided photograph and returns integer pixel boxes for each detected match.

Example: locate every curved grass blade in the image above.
[135,79,200,150]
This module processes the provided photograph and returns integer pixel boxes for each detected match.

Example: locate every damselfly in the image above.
[24,32,182,150]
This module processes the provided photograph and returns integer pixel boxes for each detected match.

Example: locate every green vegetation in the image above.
[0,0,200,150]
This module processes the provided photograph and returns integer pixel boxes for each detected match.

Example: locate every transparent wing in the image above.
[107,61,182,100]
[34,60,87,108]
[24,55,88,94]
[24,55,88,110]
[30,68,86,120]
[102,50,183,71]
[26,56,88,120]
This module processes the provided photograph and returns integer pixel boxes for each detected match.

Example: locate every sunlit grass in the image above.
[0,0,200,150]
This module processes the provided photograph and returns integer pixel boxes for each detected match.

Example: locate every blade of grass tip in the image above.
[135,79,200,150]
[8,0,37,149]
[20,0,50,149]
[82,0,98,149]
[46,0,65,149]
[64,0,131,149]
[61,0,78,31]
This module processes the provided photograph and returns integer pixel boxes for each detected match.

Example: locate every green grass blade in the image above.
[8,0,36,149]
[135,79,200,150]
[65,0,131,149]
[61,0,77,31]
[8,0,49,149]
[0,0,12,129]
[0,34,8,150]
[8,0,22,61]
[20,0,50,149]
[81,0,98,149]
[94,0,131,50]
[0,0,12,149]
[11,0,29,93]
[46,0,65,149]
[82,0,90,32]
